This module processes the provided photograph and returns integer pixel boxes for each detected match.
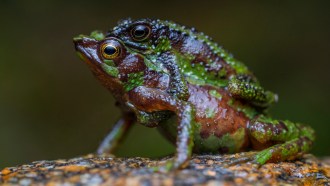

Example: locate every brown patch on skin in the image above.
[249,137,276,150]
[168,30,185,49]
[144,71,170,90]
[249,122,279,137]
[127,87,177,113]
[271,122,288,136]
[174,34,237,78]
[248,120,294,150]
[91,67,126,104]
[200,131,210,139]
[187,83,250,151]
[248,120,290,149]
[117,54,147,81]
[278,122,288,133]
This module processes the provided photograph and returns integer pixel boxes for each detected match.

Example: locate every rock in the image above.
[1,152,329,185]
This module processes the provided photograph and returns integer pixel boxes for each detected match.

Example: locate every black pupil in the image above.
[104,46,116,55]
[134,26,147,37]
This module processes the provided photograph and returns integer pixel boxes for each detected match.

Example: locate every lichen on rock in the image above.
[1,152,329,185]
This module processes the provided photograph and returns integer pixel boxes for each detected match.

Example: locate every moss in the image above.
[90,30,105,41]
[299,125,315,142]
[209,90,222,100]
[154,37,172,53]
[301,141,309,152]
[255,148,273,164]
[143,56,169,74]
[257,115,280,125]
[281,147,290,157]
[227,98,258,119]
[73,34,89,41]
[123,72,144,91]
[272,120,300,142]
[174,51,228,87]
[101,63,119,77]
[103,59,116,66]
[205,108,216,118]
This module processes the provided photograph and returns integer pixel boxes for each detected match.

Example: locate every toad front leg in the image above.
[128,86,195,170]
[97,113,135,154]
[248,116,315,164]
[228,76,278,108]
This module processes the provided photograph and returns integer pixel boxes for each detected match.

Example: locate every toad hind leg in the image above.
[248,116,315,165]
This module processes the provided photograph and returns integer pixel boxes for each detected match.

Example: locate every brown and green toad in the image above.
[73,18,315,171]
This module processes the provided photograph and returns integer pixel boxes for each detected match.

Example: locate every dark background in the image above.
[0,0,329,169]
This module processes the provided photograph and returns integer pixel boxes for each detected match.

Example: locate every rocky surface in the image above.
[1,152,329,185]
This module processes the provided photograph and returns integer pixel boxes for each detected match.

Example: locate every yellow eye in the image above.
[131,25,151,41]
[101,43,120,59]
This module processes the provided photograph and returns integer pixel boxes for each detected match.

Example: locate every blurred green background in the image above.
[0,0,329,169]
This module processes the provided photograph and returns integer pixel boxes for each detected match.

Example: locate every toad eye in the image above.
[101,43,120,59]
[131,25,151,41]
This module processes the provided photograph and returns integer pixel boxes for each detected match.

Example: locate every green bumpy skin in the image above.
[249,116,315,164]
[73,18,315,170]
